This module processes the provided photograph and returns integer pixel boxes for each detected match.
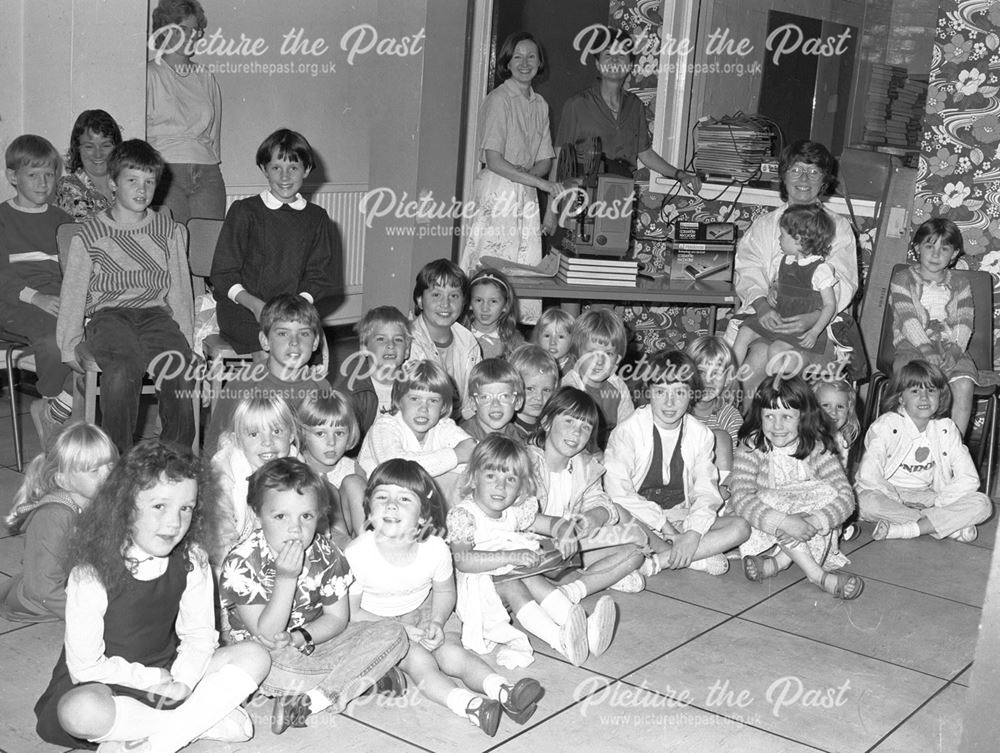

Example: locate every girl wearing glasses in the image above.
[730,141,860,404]
[147,0,226,223]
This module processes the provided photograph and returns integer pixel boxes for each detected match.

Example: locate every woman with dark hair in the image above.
[732,140,861,402]
[459,31,562,322]
[54,109,123,220]
[542,25,699,236]
[147,0,226,223]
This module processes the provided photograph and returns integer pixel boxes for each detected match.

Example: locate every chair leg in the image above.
[85,371,99,424]
[984,395,998,498]
[6,347,22,473]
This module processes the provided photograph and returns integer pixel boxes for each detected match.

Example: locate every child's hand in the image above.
[553,515,584,558]
[419,620,445,651]
[662,531,701,569]
[454,439,476,464]
[146,680,192,703]
[776,513,816,543]
[758,309,784,331]
[31,293,60,316]
[508,549,541,568]
[403,623,426,643]
[274,539,305,580]
[798,331,818,349]
[256,630,293,650]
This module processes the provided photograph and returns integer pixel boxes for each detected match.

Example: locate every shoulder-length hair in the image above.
[738,376,837,459]
[530,387,600,453]
[880,359,951,419]
[496,31,547,82]
[364,458,446,541]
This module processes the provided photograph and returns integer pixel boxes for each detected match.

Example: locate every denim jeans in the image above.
[155,162,227,224]
[262,620,408,710]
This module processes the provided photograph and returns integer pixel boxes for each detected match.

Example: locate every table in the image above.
[507,275,738,334]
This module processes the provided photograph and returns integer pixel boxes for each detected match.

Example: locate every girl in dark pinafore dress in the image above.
[733,204,838,364]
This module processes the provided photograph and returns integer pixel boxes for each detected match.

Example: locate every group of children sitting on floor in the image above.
[0,128,993,751]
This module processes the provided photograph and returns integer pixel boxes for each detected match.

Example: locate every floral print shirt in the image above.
[219,528,353,642]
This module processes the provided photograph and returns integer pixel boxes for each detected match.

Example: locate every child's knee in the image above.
[222,640,271,680]
[57,685,114,738]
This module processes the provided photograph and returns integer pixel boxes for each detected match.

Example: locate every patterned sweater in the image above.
[729,443,854,535]
[889,265,972,363]
[56,209,194,361]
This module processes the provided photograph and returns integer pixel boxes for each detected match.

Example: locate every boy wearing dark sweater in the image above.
[56,140,195,452]
[1,135,74,443]
[210,128,340,353]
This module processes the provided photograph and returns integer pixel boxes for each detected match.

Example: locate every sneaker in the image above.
[609,571,645,593]
[688,554,730,576]
[466,697,502,737]
[841,523,862,542]
[369,666,407,697]
[949,526,979,543]
[96,741,151,753]
[500,678,544,724]
[199,706,253,742]
[587,595,617,656]
[557,603,589,666]
[30,398,65,451]
[638,553,662,577]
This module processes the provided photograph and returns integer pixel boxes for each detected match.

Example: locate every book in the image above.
[557,271,636,287]
[558,252,639,271]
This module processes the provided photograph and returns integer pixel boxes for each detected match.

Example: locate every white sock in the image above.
[92,696,164,743]
[445,687,477,717]
[876,520,921,540]
[558,580,587,604]
[539,590,573,623]
[143,664,259,753]
[482,673,507,701]
[718,470,731,486]
[306,687,332,713]
[515,601,562,650]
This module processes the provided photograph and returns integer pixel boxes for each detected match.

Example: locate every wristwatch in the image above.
[290,626,315,656]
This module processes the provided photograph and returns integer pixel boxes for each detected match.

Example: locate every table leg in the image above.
[707,306,718,335]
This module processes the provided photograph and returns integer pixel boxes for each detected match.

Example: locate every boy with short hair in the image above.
[56,139,194,452]
[460,358,523,440]
[1,135,75,444]
[211,128,340,353]
[333,305,412,437]
[561,308,634,449]
[508,344,559,442]
[203,293,331,456]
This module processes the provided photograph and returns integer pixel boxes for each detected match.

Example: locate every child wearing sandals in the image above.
[526,387,647,597]
[448,436,617,668]
[730,376,864,600]
[219,458,408,736]
[855,360,991,543]
[298,391,367,537]
[346,459,545,737]
[34,440,270,753]
[604,351,750,578]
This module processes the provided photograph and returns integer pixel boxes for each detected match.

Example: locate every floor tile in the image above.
[529,590,729,678]
[0,467,27,534]
[968,505,997,551]
[495,681,821,753]
[953,666,971,687]
[624,619,945,752]
[642,556,806,615]
[0,620,66,753]
[742,578,981,679]
[345,653,607,753]
[846,538,991,607]
[871,683,965,753]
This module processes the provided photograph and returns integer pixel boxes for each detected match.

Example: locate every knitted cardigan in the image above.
[889,265,972,363]
[729,443,854,536]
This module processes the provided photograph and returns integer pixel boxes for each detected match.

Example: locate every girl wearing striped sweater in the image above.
[730,376,863,600]
[889,218,976,434]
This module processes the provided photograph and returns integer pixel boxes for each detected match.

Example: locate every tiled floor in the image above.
[0,395,994,753]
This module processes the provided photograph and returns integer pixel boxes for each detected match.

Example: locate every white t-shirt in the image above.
[888,432,936,491]
[345,531,453,617]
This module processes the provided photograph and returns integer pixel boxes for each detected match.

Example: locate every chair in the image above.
[57,221,200,450]
[0,335,34,471]
[186,218,259,412]
[862,264,999,494]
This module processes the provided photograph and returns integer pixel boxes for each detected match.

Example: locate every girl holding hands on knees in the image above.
[448,436,616,669]
[34,441,270,753]
[730,376,864,600]
[464,268,525,358]
[889,218,978,434]
[604,351,750,578]
[855,360,991,543]
[2,422,117,623]
[219,458,407,736]
[346,460,544,737]
[527,388,647,597]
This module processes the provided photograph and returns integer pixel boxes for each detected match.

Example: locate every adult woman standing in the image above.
[732,140,860,401]
[147,0,225,223]
[54,110,123,221]
[460,31,562,322]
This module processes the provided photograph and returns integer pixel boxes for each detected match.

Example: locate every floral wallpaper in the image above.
[608,0,877,359]
[913,0,1000,367]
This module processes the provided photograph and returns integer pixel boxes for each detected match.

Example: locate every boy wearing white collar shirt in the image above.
[211,128,340,353]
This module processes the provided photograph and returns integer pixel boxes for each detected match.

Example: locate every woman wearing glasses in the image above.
[731,140,860,404]
[146,0,226,223]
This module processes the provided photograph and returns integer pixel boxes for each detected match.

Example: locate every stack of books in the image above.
[557,253,638,287]
[694,118,774,182]
[666,221,736,282]
[860,63,926,150]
